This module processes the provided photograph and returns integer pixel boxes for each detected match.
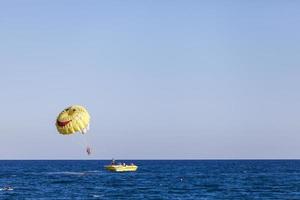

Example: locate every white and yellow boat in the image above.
[105,164,138,172]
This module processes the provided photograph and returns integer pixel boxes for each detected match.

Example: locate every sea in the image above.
[0,160,299,199]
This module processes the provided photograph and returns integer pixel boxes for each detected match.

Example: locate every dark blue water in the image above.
[0,160,300,199]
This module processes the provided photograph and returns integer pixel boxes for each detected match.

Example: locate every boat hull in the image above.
[105,165,138,172]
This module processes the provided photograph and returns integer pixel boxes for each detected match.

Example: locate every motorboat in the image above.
[105,163,138,172]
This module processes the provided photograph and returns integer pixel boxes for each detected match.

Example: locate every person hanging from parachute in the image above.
[55,105,92,155]
[86,146,91,155]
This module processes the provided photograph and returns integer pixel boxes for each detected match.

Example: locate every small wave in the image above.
[51,180,75,184]
[0,187,14,191]
[92,194,101,198]
[0,174,17,178]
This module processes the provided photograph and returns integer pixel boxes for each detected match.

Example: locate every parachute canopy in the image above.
[56,105,90,135]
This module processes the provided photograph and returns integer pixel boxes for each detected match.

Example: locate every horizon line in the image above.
[0,158,300,161]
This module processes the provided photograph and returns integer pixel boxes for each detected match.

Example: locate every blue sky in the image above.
[0,1,299,159]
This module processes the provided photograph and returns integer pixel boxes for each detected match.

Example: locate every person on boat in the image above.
[111,159,116,165]
[86,146,91,155]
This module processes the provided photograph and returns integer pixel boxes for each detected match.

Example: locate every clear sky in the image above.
[0,1,299,159]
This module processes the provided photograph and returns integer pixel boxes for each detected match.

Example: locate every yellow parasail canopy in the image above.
[56,105,90,135]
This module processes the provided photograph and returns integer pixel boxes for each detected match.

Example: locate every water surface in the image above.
[0,160,299,199]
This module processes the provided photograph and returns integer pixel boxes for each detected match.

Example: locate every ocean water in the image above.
[0,160,299,199]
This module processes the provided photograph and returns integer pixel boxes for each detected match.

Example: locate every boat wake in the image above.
[46,170,101,176]
[46,171,86,175]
